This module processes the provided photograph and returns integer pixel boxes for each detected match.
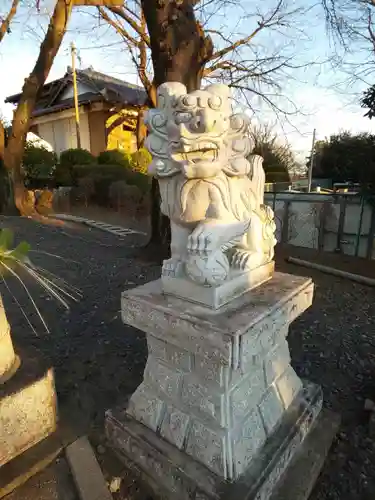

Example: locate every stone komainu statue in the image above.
[145,82,276,287]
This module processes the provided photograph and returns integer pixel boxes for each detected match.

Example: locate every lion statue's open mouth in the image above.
[171,142,219,164]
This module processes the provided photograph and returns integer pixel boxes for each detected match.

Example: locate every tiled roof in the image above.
[73,67,146,107]
[32,92,102,117]
[5,67,147,114]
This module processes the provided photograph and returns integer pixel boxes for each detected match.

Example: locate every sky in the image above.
[2,0,375,163]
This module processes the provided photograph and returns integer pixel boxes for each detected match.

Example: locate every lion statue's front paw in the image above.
[162,258,184,278]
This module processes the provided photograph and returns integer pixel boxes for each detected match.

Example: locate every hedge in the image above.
[130,148,152,174]
[59,148,96,167]
[97,149,132,168]
[72,164,149,191]
[57,164,149,206]
[22,141,57,188]
[51,147,151,206]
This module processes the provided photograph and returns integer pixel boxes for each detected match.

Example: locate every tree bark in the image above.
[3,0,73,215]
[140,0,213,254]
[0,0,20,44]
[136,108,149,149]
[0,122,5,213]
[141,0,213,91]
[0,121,4,166]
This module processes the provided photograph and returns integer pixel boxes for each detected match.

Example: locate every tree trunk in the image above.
[0,121,4,164]
[141,0,213,255]
[3,0,73,215]
[0,122,5,213]
[141,0,213,91]
[136,108,149,149]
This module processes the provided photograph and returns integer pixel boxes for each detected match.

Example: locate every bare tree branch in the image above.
[94,0,321,125]
[138,9,154,99]
[97,5,154,104]
[206,0,284,63]
[98,6,140,47]
[107,5,150,47]
[367,6,375,51]
[0,0,20,44]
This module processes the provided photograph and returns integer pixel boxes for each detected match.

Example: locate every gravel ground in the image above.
[279,258,375,500]
[1,216,375,500]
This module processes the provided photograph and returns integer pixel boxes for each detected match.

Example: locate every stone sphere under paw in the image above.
[185,252,229,286]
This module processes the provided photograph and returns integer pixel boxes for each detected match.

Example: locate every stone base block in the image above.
[162,261,275,309]
[121,273,315,480]
[270,408,340,500]
[106,381,324,500]
[0,348,57,467]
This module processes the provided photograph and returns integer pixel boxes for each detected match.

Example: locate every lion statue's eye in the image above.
[189,116,201,131]
[175,112,192,125]
[181,95,196,108]
[208,95,222,110]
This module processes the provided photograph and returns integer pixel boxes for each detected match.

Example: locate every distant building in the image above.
[5,67,147,156]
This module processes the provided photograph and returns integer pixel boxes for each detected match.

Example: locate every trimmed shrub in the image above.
[53,158,151,206]
[22,142,57,188]
[59,148,95,167]
[130,148,152,174]
[109,180,142,213]
[126,169,150,193]
[78,176,95,207]
[72,164,125,180]
[74,164,150,194]
[98,149,132,168]
[98,149,150,192]
[91,174,114,206]
[54,164,74,187]
[55,148,95,188]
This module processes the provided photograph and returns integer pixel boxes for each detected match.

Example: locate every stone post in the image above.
[0,295,19,384]
[0,294,57,473]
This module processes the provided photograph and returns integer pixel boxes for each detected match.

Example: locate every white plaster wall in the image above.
[37,111,90,154]
[36,122,55,152]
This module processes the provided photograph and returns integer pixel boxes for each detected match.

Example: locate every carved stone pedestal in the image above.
[106,272,334,499]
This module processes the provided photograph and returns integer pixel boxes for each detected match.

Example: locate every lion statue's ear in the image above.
[229,113,250,137]
[227,113,252,158]
[156,82,187,110]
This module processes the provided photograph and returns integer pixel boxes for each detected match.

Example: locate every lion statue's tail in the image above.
[248,154,265,208]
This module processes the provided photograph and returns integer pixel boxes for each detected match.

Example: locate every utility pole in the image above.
[71,42,81,149]
[307,128,316,193]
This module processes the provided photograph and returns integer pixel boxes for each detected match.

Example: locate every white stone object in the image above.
[0,295,20,384]
[144,82,277,307]
[26,132,54,152]
[122,272,314,480]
